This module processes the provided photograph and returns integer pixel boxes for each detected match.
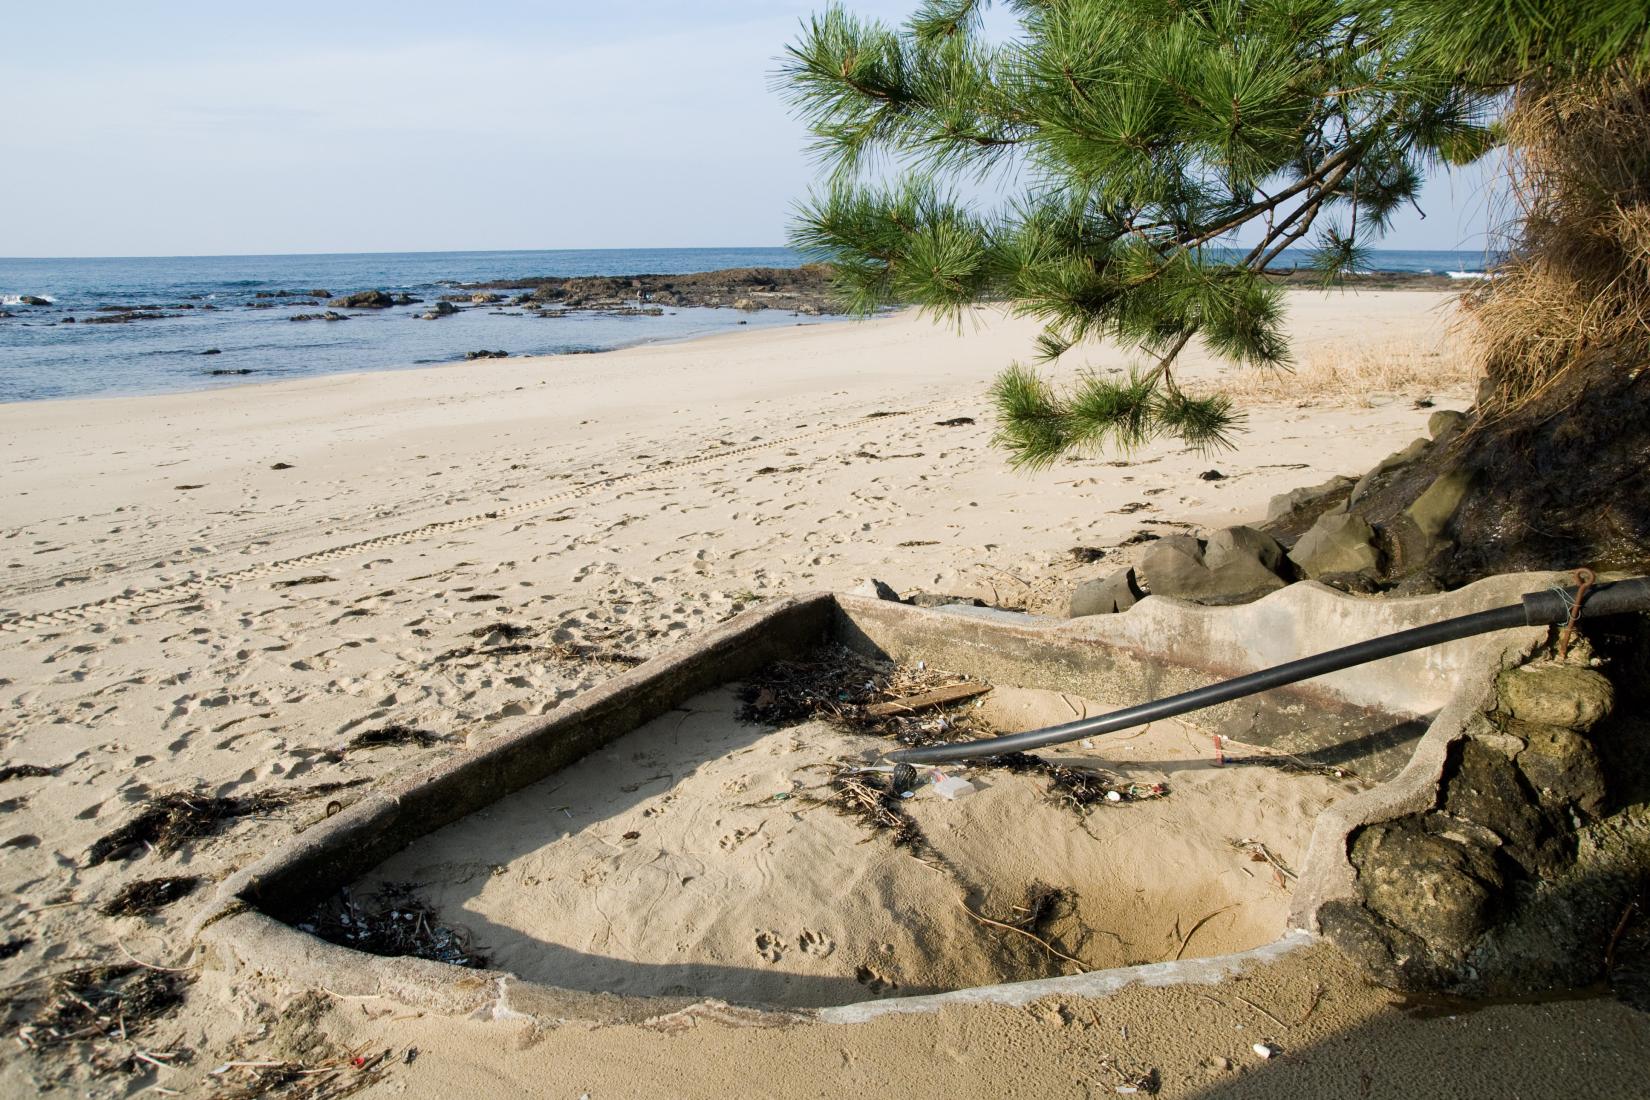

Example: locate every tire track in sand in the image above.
[0,400,957,634]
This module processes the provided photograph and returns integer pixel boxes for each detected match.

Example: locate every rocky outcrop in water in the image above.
[335,290,396,309]
[459,264,844,315]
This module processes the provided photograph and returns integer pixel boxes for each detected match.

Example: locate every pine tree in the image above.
[779,1,1650,470]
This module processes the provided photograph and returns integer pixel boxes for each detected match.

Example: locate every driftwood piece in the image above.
[864,683,990,717]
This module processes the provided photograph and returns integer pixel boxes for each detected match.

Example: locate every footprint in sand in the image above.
[855,964,897,994]
[718,826,759,851]
[754,930,785,963]
[797,929,835,958]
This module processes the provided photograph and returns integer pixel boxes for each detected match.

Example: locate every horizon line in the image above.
[2,243,1496,264]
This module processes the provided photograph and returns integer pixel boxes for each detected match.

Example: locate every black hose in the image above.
[885,576,1650,765]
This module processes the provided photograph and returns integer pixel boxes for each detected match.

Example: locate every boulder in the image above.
[1352,818,1502,956]
[1289,511,1379,578]
[1204,525,1287,574]
[20,295,51,306]
[1405,468,1475,541]
[1138,530,1286,604]
[732,297,762,311]
[470,292,500,304]
[1068,567,1144,617]
[310,289,333,299]
[1350,437,1430,506]
[1443,739,1560,876]
[1515,725,1607,816]
[1266,475,1354,522]
[851,578,901,602]
[336,289,395,309]
[1496,664,1614,731]
[420,301,459,320]
[1428,409,1469,440]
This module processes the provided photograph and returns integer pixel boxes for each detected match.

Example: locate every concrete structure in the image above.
[188,574,1562,1027]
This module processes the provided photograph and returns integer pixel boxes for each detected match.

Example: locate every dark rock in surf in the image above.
[335,290,396,309]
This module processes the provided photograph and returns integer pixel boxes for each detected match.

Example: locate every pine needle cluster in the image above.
[778,0,1649,464]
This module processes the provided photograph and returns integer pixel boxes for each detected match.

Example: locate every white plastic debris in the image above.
[931,773,976,800]
[1252,1042,1278,1059]
[1105,790,1123,802]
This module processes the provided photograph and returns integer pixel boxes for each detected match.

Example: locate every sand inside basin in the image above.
[351,684,1359,1009]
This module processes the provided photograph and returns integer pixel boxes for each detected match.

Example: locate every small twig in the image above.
[1174,902,1240,960]
[1234,993,1290,1029]
[211,1060,290,1074]
[115,939,198,973]
[1606,900,1639,972]
[1298,982,1326,1025]
[959,899,1087,969]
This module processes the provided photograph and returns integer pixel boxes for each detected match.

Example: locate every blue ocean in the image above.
[0,247,1491,403]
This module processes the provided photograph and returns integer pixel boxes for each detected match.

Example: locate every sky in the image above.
[2,2,1500,258]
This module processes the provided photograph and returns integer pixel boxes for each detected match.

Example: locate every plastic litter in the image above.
[1252,1042,1278,1059]
[931,773,976,800]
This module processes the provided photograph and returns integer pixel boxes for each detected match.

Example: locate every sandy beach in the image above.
[3,289,1647,1097]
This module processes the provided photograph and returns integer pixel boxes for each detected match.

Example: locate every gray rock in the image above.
[1068,568,1144,617]
[1497,664,1614,731]
[1289,511,1379,578]
[1443,739,1559,876]
[851,578,901,602]
[1204,525,1287,574]
[1266,475,1354,522]
[19,295,50,306]
[1138,532,1285,604]
[1350,437,1431,506]
[1405,468,1475,541]
[335,289,395,309]
[1515,725,1607,816]
[1353,818,1502,956]
[1428,409,1469,440]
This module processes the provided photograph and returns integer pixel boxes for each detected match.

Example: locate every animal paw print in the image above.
[797,929,835,958]
[754,930,785,963]
[719,826,757,851]
[855,964,897,995]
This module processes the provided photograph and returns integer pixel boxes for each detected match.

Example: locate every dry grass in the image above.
[1467,68,1650,416]
[1189,337,1480,405]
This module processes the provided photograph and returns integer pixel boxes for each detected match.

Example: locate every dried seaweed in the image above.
[208,1051,391,1100]
[467,622,534,640]
[738,647,994,746]
[0,936,31,959]
[100,876,202,917]
[824,771,927,852]
[977,753,1168,812]
[85,791,295,866]
[346,725,446,751]
[13,964,189,1062]
[298,883,487,969]
[0,764,54,783]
